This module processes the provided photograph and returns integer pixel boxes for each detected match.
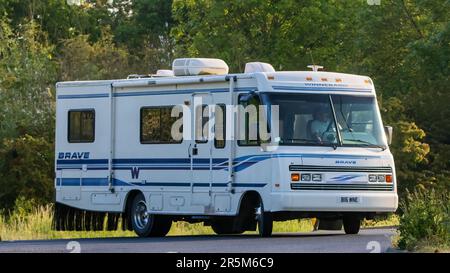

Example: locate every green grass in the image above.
[1,203,401,241]
[362,213,400,228]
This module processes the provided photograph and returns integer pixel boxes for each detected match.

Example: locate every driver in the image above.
[311,106,331,142]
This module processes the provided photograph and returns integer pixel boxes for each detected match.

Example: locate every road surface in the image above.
[0,228,398,253]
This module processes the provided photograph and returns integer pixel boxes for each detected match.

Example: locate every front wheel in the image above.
[131,193,172,237]
[343,214,361,234]
[256,199,273,237]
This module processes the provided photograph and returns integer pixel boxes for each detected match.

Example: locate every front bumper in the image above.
[270,191,398,212]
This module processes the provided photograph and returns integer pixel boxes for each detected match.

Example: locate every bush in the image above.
[0,135,54,210]
[398,188,450,250]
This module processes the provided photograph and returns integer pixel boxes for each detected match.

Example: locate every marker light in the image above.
[306,77,313,81]
[386,175,393,183]
[291,173,300,182]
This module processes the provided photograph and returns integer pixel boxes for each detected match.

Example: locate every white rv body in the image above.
[54,64,398,236]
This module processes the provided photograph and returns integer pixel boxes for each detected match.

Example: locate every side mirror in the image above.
[238,91,256,103]
[384,126,393,145]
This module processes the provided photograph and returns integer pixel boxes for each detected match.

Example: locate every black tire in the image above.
[130,193,172,237]
[211,218,243,235]
[256,199,273,237]
[343,214,361,234]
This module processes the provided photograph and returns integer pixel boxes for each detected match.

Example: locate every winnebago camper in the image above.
[53,58,398,237]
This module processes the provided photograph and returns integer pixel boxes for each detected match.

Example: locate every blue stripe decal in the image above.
[56,178,266,188]
[329,174,364,181]
[113,87,256,97]
[272,86,372,93]
[57,93,110,99]
[56,154,381,171]
[58,87,257,100]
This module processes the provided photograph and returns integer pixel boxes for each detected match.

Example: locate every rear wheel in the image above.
[131,193,172,237]
[343,214,361,234]
[256,198,272,237]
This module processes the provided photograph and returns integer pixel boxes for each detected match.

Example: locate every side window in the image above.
[238,94,261,146]
[214,104,226,149]
[140,106,183,144]
[68,110,95,143]
[195,105,209,143]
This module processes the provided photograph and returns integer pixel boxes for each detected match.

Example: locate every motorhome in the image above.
[54,58,398,237]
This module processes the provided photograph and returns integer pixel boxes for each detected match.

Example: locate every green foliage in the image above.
[0,20,57,140]
[0,135,54,209]
[398,188,450,250]
[60,30,131,81]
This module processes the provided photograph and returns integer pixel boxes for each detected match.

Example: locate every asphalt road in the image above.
[0,228,398,253]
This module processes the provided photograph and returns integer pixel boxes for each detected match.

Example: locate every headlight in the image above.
[368,174,377,182]
[312,174,322,182]
[301,173,311,181]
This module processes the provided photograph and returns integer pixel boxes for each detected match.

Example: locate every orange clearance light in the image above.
[321,78,328,82]
[267,75,274,80]
[335,78,342,82]
[306,77,313,81]
[291,173,300,182]
[386,175,393,183]
[364,79,371,84]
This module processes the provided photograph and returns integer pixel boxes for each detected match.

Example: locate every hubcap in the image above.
[255,204,263,222]
[133,200,149,229]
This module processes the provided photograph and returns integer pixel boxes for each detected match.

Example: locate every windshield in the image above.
[331,95,386,147]
[265,93,387,147]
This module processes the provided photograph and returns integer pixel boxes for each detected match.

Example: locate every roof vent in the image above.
[155,70,174,77]
[172,58,229,76]
[244,62,275,73]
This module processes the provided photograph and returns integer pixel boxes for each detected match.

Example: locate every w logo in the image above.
[130,167,140,179]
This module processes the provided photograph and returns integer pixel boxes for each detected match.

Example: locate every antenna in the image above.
[307,49,323,72]
[308,49,315,66]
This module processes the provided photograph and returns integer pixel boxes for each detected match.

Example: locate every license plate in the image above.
[339,196,361,203]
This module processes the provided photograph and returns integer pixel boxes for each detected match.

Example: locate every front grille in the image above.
[290,182,393,191]
[289,165,392,173]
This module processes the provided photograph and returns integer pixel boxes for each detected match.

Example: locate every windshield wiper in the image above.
[343,139,386,150]
[281,138,337,147]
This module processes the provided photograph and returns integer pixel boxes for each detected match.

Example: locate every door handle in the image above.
[192,146,198,156]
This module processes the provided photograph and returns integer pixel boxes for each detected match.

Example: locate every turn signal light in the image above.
[386,175,393,183]
[291,173,300,181]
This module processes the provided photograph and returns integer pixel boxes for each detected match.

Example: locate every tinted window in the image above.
[214,104,226,148]
[68,110,95,143]
[140,106,182,144]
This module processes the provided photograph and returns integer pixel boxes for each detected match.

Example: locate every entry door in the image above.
[190,93,213,207]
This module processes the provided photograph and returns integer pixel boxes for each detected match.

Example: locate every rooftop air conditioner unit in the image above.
[244,62,275,73]
[172,58,229,76]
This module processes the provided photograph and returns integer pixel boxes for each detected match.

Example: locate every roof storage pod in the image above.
[172,58,229,76]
